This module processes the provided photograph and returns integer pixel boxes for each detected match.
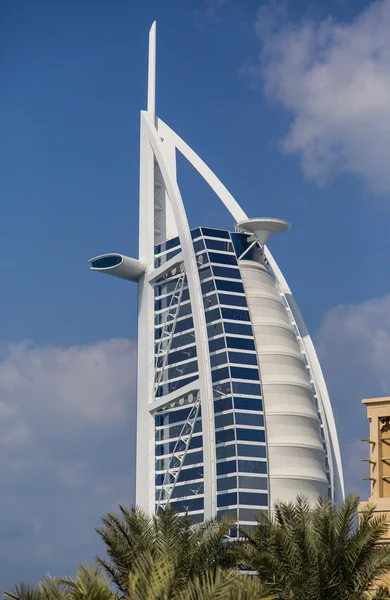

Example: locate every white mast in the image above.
[147,21,156,124]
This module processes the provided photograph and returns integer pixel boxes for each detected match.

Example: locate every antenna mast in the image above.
[147,21,156,124]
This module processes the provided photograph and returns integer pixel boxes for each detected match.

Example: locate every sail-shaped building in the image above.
[89,23,344,530]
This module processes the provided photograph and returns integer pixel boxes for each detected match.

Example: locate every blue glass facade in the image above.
[153,227,269,529]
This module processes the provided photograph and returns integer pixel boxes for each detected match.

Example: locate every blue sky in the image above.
[1,0,390,589]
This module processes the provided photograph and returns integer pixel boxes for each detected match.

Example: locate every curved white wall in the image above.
[239,259,328,506]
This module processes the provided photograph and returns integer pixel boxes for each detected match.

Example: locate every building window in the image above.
[224,323,253,336]
[217,492,238,508]
[226,337,256,351]
[215,428,235,444]
[208,252,237,266]
[200,227,230,239]
[230,366,259,381]
[215,279,245,293]
[217,476,237,491]
[211,367,230,383]
[237,460,267,474]
[237,444,266,459]
[239,492,268,506]
[217,460,237,476]
[212,266,241,280]
[233,397,263,411]
[232,381,261,396]
[208,337,226,353]
[228,352,257,366]
[216,444,236,460]
[218,293,247,308]
[205,239,234,252]
[237,429,265,443]
[235,412,264,427]
[239,475,267,490]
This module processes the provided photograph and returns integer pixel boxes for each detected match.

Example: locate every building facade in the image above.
[359,396,390,544]
[89,23,344,531]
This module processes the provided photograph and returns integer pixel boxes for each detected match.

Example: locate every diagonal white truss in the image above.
[156,391,201,510]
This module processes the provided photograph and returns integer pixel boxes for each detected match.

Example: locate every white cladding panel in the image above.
[239,259,329,506]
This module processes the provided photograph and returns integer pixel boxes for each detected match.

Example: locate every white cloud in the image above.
[0,338,136,425]
[252,0,390,193]
[0,338,137,589]
[316,293,390,497]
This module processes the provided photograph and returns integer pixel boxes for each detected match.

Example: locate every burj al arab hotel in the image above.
[89,23,344,529]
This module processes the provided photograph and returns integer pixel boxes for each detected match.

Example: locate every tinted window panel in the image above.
[203,294,218,309]
[212,266,241,279]
[237,429,265,443]
[234,398,263,412]
[226,337,256,351]
[228,352,257,366]
[224,323,253,336]
[166,359,198,381]
[217,460,236,476]
[169,332,196,350]
[170,482,204,499]
[211,367,230,383]
[156,434,203,457]
[175,317,194,333]
[237,444,266,458]
[235,412,264,427]
[182,450,204,467]
[205,308,221,323]
[193,239,205,253]
[199,267,212,281]
[217,476,238,491]
[238,508,265,522]
[165,345,197,366]
[209,337,226,353]
[208,252,237,266]
[213,381,232,398]
[201,280,215,295]
[214,397,233,414]
[215,280,245,293]
[237,460,267,474]
[211,351,228,368]
[177,466,204,483]
[155,406,192,426]
[216,444,236,460]
[230,367,259,381]
[216,428,235,444]
[191,228,201,240]
[156,375,198,397]
[217,508,238,519]
[239,476,268,490]
[218,294,247,308]
[221,308,250,322]
[215,412,234,428]
[155,236,181,254]
[189,513,204,524]
[169,497,204,513]
[207,321,224,338]
[155,418,202,441]
[232,382,261,396]
[205,239,234,252]
[217,492,237,507]
[239,492,268,506]
[197,252,209,267]
[200,227,230,239]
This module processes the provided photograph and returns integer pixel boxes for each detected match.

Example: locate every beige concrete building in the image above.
[359,396,390,543]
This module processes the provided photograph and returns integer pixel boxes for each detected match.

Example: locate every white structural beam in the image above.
[143,111,217,519]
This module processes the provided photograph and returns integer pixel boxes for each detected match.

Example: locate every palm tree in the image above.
[3,562,118,600]
[235,494,390,600]
[96,504,272,599]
